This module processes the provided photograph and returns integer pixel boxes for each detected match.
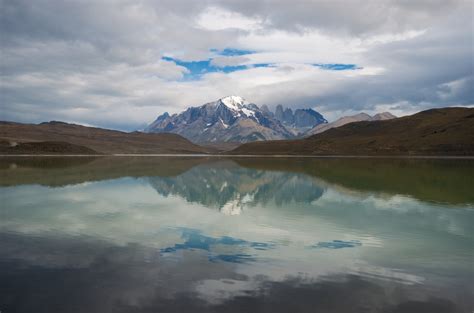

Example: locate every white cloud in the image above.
[196,6,263,31]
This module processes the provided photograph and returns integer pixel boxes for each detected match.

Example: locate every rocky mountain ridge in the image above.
[274,104,327,135]
[146,96,327,143]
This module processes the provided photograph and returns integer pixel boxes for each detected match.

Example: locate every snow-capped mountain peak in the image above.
[219,96,249,110]
[218,96,257,118]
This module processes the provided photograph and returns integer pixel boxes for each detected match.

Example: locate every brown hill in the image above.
[230,107,474,156]
[0,121,212,155]
[0,140,100,155]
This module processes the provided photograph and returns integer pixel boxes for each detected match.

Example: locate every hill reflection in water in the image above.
[1,156,473,206]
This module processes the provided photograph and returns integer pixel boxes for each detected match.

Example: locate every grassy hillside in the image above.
[0,140,100,155]
[0,121,212,154]
[230,107,474,156]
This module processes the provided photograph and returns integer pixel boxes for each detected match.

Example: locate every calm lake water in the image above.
[0,157,473,313]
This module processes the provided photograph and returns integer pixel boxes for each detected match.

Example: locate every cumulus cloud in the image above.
[0,0,472,130]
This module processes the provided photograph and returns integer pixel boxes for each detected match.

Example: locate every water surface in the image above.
[1,157,473,312]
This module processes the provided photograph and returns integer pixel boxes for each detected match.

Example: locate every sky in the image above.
[1,0,473,130]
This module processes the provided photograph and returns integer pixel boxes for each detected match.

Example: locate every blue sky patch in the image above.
[163,53,359,80]
[313,63,361,70]
[163,56,272,79]
[163,56,245,79]
[311,240,362,249]
[252,63,272,69]
[209,254,256,263]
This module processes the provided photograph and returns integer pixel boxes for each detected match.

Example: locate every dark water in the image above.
[0,157,473,313]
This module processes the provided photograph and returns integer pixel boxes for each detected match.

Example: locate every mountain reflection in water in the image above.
[0,156,473,313]
[148,160,325,214]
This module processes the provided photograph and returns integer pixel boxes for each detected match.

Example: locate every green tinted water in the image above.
[0,157,473,312]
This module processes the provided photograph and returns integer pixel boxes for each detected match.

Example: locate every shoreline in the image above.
[1,154,474,159]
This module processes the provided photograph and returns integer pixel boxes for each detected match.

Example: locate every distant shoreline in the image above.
[2,108,473,156]
[1,154,474,159]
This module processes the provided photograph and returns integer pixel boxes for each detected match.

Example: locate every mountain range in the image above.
[1,100,472,156]
[145,96,329,143]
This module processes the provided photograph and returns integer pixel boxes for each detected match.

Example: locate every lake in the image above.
[0,157,473,313]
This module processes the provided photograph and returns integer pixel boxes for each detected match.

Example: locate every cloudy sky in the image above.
[1,0,473,130]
